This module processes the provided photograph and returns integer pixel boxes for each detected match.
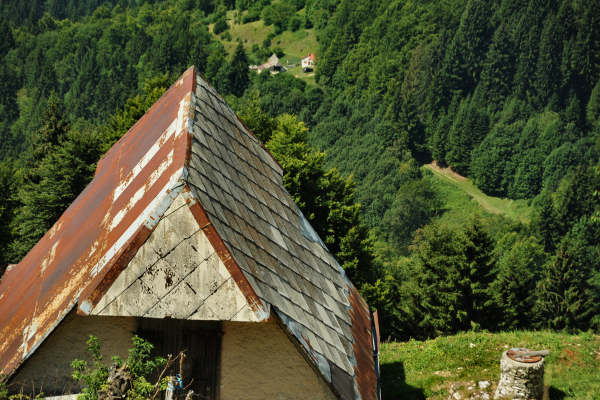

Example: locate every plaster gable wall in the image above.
[220,319,337,400]
[10,311,136,396]
[91,194,259,322]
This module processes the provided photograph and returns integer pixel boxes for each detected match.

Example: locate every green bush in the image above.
[242,6,261,23]
[71,335,167,400]
[213,17,228,34]
[288,15,302,31]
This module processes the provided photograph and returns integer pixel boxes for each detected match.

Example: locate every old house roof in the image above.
[0,67,378,400]
[257,53,283,72]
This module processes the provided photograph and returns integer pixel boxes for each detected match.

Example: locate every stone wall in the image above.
[10,311,136,396]
[494,351,544,400]
[220,319,337,400]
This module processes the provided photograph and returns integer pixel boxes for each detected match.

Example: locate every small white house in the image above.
[301,53,316,72]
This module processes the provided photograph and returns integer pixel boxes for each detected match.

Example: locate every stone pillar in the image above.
[494,349,544,400]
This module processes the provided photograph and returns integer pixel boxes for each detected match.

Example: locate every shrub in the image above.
[72,335,167,400]
[213,18,228,34]
[288,15,302,31]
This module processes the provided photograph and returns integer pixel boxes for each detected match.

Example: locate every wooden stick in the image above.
[150,354,177,400]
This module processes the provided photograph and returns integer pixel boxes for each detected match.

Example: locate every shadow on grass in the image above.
[381,361,425,400]
[544,385,567,400]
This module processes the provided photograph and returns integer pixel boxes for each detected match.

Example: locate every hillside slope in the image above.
[425,162,533,224]
[381,331,600,399]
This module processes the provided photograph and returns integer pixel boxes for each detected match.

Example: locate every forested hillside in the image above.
[1,0,600,346]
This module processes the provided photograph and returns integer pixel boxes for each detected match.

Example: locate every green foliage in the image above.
[213,16,228,35]
[471,121,519,196]
[266,114,377,286]
[0,379,6,400]
[229,41,250,97]
[288,15,302,32]
[380,178,441,255]
[587,79,600,128]
[446,97,490,176]
[72,335,166,400]
[402,218,495,338]
[102,74,169,152]
[262,3,295,33]
[235,89,278,142]
[71,336,110,400]
[0,161,17,275]
[487,233,546,330]
[535,217,600,331]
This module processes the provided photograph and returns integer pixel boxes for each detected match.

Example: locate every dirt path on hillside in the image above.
[425,161,504,216]
[426,161,468,182]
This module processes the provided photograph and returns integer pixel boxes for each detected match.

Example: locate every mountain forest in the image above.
[0,0,599,369]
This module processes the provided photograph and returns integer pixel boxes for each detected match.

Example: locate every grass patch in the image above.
[211,12,319,86]
[380,331,600,399]
[221,16,273,55]
[270,28,318,60]
[424,163,534,225]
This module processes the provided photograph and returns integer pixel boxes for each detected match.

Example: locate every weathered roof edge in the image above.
[181,185,271,320]
[0,66,198,377]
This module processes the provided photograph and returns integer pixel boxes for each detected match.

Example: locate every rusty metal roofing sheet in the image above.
[0,67,199,377]
[0,67,378,400]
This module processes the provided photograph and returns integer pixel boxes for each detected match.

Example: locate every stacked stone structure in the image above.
[494,350,544,400]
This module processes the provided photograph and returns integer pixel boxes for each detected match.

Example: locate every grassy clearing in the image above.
[424,163,534,225]
[211,11,319,85]
[270,28,318,60]
[380,331,600,400]
[221,15,273,54]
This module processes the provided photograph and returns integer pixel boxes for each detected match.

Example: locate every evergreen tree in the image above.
[10,129,103,261]
[479,24,516,110]
[470,122,519,196]
[229,41,250,97]
[462,216,496,328]
[0,161,17,274]
[380,179,440,255]
[0,20,14,57]
[236,89,277,143]
[441,0,493,96]
[205,44,232,95]
[587,79,600,128]
[571,0,600,95]
[487,234,545,330]
[409,218,495,337]
[534,217,600,331]
[533,3,571,107]
[446,97,490,175]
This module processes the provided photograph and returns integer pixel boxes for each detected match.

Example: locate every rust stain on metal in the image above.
[0,66,197,377]
[372,309,381,351]
[348,285,378,400]
[507,348,543,363]
[0,66,378,400]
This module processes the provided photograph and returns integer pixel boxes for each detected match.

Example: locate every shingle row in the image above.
[187,81,357,375]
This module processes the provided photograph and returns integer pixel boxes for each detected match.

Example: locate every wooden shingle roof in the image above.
[0,67,378,400]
